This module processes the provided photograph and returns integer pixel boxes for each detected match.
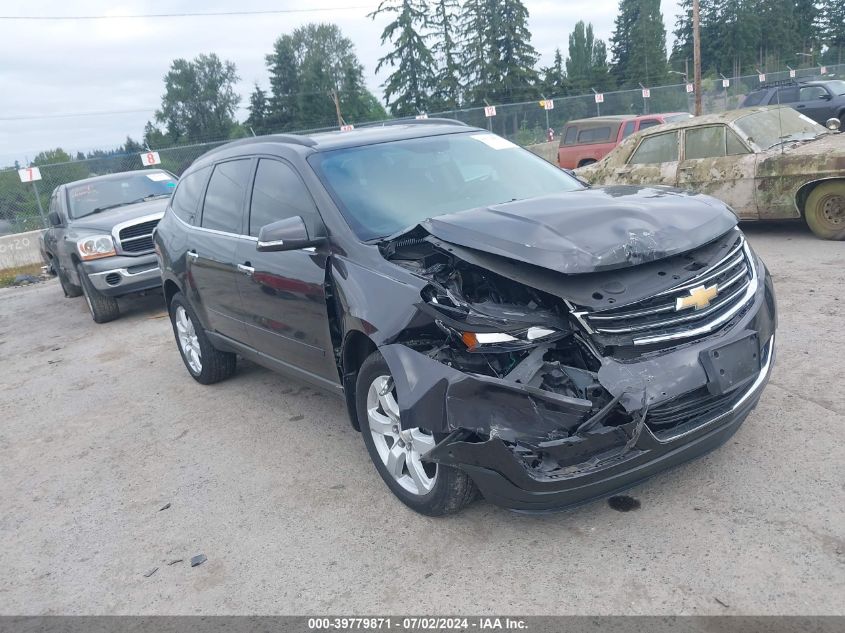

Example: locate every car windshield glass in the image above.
[734,108,828,149]
[67,171,177,219]
[310,132,584,241]
[823,80,845,95]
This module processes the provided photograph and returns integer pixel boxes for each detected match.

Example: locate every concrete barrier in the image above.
[0,230,46,270]
[525,141,558,165]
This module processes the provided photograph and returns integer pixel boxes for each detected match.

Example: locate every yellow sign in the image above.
[675,285,719,311]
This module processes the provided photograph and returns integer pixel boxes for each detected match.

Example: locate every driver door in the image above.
[234,158,339,387]
[614,130,680,186]
[676,125,759,220]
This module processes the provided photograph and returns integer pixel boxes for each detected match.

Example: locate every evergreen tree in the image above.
[369,0,436,116]
[567,22,611,93]
[610,0,669,87]
[820,0,845,64]
[246,84,270,135]
[265,24,385,129]
[430,0,462,109]
[541,48,567,96]
[459,0,538,105]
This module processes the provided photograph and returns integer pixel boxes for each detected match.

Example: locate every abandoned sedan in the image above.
[155,122,777,515]
[576,106,845,240]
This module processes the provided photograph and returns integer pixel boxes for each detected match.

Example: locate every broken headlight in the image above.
[460,327,564,351]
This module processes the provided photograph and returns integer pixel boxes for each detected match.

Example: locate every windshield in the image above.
[734,108,828,150]
[310,132,584,240]
[67,171,177,219]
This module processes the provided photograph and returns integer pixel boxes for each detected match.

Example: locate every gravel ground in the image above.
[0,221,843,615]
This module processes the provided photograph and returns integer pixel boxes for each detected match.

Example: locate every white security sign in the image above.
[789,69,796,78]
[484,105,496,117]
[594,93,604,104]
[758,73,766,82]
[340,124,355,132]
[820,66,827,74]
[415,113,429,120]
[641,88,651,99]
[18,167,42,183]
[686,83,694,93]
[140,151,161,166]
[541,99,555,110]
[722,78,730,88]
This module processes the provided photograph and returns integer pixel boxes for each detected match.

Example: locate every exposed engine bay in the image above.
[376,226,773,479]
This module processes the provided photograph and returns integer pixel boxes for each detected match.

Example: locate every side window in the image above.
[170,166,209,225]
[726,129,750,155]
[248,159,319,237]
[685,126,726,160]
[48,192,59,215]
[201,159,252,234]
[563,127,577,145]
[629,132,679,165]
[800,86,828,101]
[577,127,612,143]
[770,87,799,104]
[621,121,637,139]
[638,119,661,131]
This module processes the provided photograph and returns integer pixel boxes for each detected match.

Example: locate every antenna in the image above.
[773,80,785,155]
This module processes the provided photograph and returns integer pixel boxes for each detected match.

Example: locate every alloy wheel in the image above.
[366,375,437,495]
[175,305,202,373]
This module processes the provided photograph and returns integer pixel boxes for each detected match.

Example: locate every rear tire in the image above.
[77,264,120,322]
[356,351,478,516]
[58,267,82,298]
[804,181,845,240]
[168,292,236,385]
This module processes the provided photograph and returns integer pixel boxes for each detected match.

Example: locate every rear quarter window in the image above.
[562,126,577,145]
[577,127,612,143]
[743,91,767,107]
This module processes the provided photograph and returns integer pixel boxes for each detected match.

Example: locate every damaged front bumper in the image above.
[379,264,776,512]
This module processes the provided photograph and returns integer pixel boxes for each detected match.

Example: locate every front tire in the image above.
[58,265,82,298]
[168,292,236,384]
[804,181,845,240]
[77,264,119,322]
[356,351,478,516]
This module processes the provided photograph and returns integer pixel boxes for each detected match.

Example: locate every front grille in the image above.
[575,234,756,347]
[118,219,159,254]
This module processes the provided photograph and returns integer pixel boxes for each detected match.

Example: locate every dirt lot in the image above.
[0,222,843,615]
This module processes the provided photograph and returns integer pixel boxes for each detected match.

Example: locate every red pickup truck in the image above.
[558,112,691,169]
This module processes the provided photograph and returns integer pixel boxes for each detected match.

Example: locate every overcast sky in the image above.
[0,0,682,167]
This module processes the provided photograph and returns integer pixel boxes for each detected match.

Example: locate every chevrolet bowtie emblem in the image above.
[676,284,719,311]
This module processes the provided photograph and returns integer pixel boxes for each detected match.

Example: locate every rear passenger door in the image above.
[235,158,338,386]
[188,158,253,342]
[676,124,758,219]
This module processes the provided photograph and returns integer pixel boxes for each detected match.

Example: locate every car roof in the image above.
[195,121,482,166]
[60,168,172,189]
[632,106,790,136]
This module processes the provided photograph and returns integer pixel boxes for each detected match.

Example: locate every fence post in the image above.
[31,180,48,229]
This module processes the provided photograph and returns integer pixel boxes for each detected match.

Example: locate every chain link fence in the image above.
[2,63,843,235]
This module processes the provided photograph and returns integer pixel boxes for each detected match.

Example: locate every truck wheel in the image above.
[356,350,478,516]
[168,292,236,384]
[804,181,845,240]
[77,264,120,323]
[58,267,82,298]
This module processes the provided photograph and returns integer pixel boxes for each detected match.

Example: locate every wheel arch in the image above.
[163,278,181,308]
[340,330,377,431]
[795,177,845,216]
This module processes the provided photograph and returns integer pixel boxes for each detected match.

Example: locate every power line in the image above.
[0,7,373,20]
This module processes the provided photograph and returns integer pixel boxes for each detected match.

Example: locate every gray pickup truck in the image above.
[42,169,177,323]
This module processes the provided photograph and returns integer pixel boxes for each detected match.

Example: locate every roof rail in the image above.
[757,78,800,90]
[358,118,469,129]
[198,134,317,159]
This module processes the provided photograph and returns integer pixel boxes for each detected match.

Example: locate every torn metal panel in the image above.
[417,186,737,274]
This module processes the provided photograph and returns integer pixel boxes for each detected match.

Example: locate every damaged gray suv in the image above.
[154,121,777,515]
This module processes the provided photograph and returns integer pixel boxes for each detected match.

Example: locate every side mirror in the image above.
[48,211,62,227]
[256,215,325,252]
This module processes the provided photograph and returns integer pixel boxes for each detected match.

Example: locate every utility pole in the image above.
[692,0,702,116]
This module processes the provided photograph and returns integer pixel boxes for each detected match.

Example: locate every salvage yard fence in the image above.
[2,63,843,235]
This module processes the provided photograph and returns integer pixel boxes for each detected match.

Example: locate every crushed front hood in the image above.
[419,186,738,274]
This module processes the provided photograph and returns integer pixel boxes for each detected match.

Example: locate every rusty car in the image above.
[576,106,845,240]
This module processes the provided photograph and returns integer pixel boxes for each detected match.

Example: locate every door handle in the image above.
[237,263,255,276]
[615,168,632,175]
[186,250,198,260]
[678,165,695,171]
